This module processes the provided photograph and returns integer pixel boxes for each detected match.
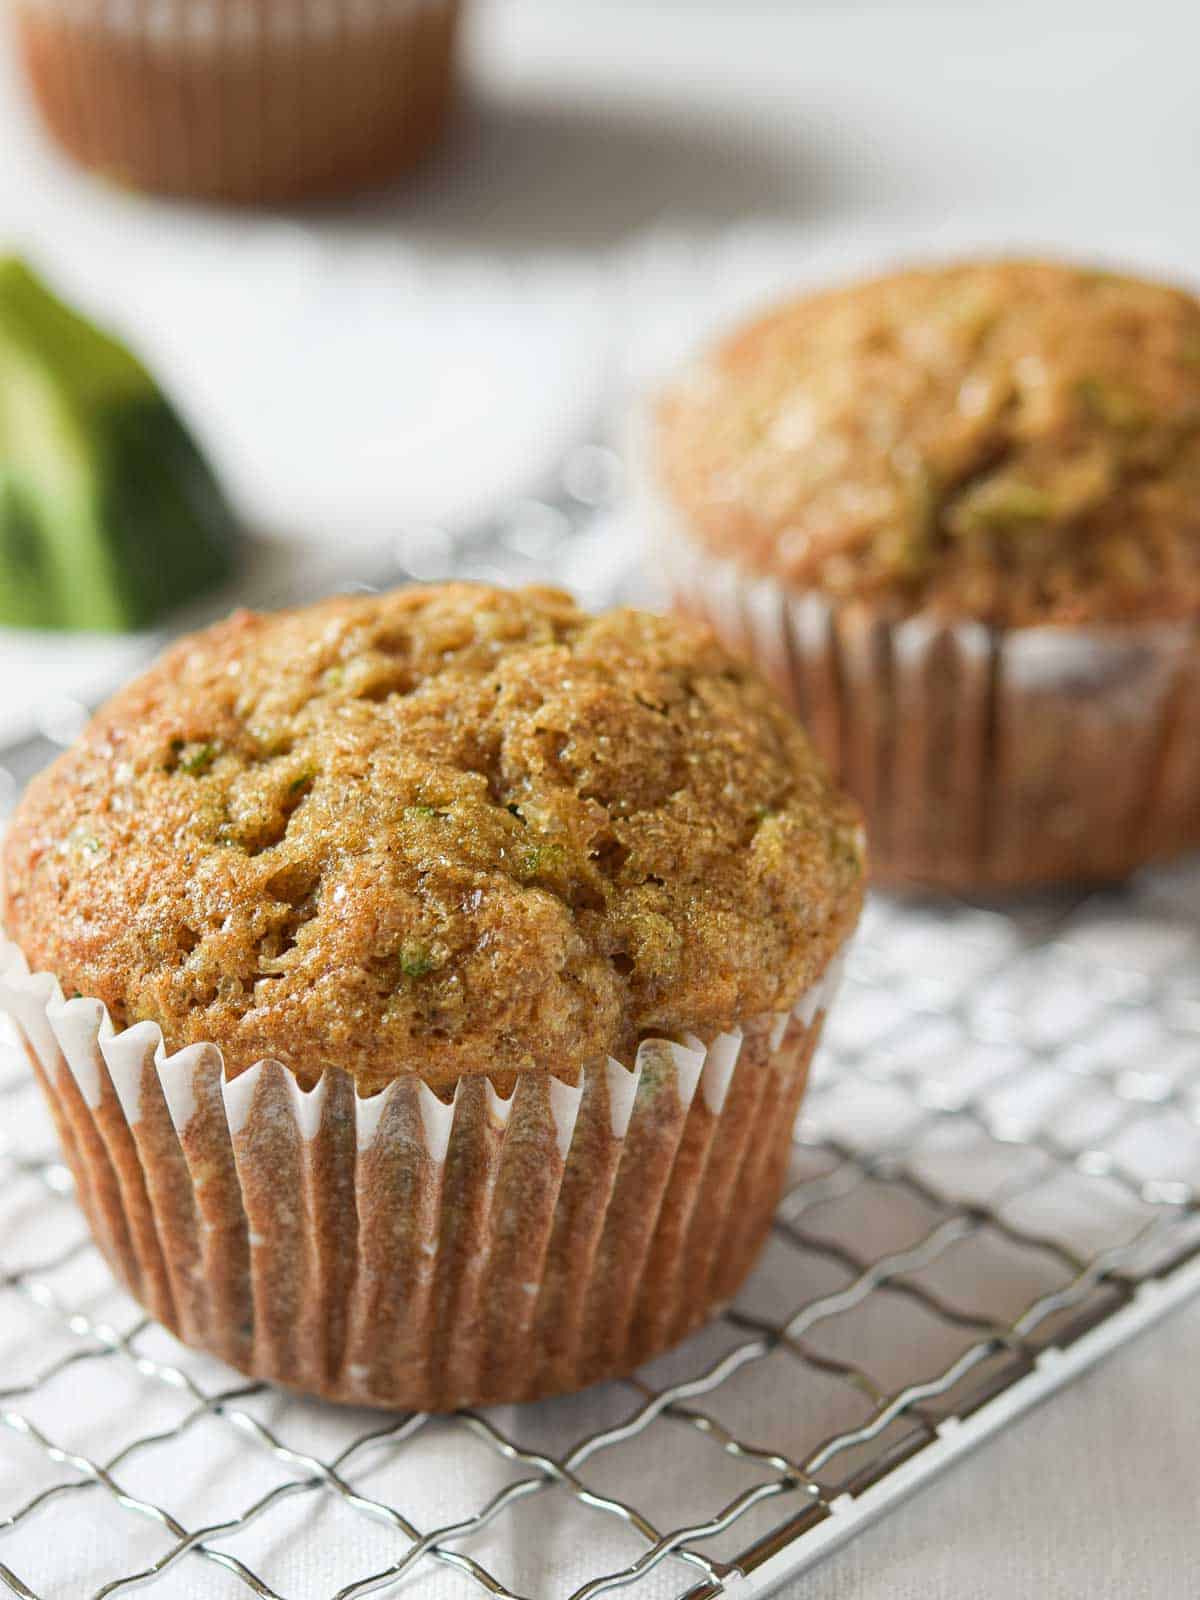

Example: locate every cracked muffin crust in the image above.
[657,259,1200,627]
[2,583,864,1093]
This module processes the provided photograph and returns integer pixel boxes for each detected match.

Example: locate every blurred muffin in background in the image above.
[13,0,463,204]
[647,259,1200,892]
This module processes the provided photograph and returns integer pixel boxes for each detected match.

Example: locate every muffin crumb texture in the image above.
[658,260,1200,624]
[3,585,862,1091]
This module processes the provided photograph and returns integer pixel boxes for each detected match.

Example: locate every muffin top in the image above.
[656,259,1200,626]
[3,584,863,1093]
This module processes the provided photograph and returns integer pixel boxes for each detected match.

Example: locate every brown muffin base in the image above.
[0,937,842,1411]
[14,0,461,204]
[661,534,1200,893]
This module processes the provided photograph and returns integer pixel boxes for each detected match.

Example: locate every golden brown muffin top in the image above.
[3,584,863,1093]
[656,259,1200,625]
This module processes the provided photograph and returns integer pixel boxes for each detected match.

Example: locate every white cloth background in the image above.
[0,1,1198,1594]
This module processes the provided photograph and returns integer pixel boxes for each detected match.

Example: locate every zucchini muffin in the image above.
[651,259,1200,890]
[0,583,863,1409]
[14,0,462,204]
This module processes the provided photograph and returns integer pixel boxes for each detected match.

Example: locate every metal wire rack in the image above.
[1,469,1199,1599]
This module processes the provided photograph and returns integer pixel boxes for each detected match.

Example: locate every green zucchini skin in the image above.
[0,257,239,632]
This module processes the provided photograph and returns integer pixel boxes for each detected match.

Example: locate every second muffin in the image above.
[0,583,863,1409]
[651,259,1200,890]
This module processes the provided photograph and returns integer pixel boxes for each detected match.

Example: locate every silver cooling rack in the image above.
[1,472,1199,1599]
[2,865,1199,1600]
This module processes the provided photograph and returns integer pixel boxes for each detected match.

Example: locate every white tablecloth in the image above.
[1,2,1198,1595]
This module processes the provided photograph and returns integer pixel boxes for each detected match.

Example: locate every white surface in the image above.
[811,1309,1200,1600]
[1,1,1199,1596]
[738,1262,1200,1600]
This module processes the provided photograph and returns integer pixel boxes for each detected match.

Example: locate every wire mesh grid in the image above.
[1,857,1199,1600]
[1,478,1199,1599]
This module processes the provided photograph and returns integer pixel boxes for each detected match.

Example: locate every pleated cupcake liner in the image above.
[646,475,1200,891]
[13,0,462,203]
[0,933,846,1410]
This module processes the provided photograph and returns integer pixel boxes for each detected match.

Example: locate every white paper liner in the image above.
[639,429,1200,890]
[0,932,845,1410]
